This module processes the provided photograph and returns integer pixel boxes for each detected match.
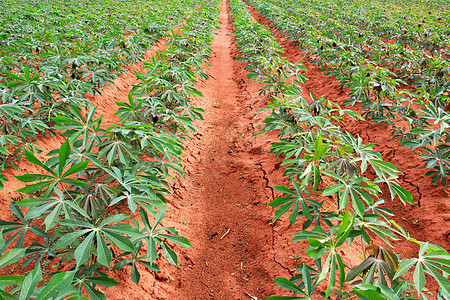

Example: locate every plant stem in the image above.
[59,182,77,203]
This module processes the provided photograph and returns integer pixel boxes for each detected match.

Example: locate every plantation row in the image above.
[247,0,450,186]
[0,0,201,176]
[0,0,220,298]
[229,0,450,298]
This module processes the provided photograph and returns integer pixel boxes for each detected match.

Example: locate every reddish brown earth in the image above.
[1,0,449,299]
[244,0,450,283]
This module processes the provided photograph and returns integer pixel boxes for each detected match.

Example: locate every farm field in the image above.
[0,0,449,299]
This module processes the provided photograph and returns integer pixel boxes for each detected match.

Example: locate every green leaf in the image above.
[15,174,53,183]
[131,263,140,285]
[313,165,320,194]
[336,210,351,238]
[16,181,54,194]
[352,288,385,300]
[62,160,89,178]
[161,242,177,266]
[0,248,26,269]
[20,264,42,300]
[83,282,106,300]
[336,254,345,290]
[152,210,165,231]
[104,231,134,252]
[370,160,399,177]
[346,257,377,282]
[423,262,450,296]
[74,232,95,267]
[0,289,19,300]
[0,275,24,286]
[0,229,5,252]
[59,140,71,176]
[272,277,305,295]
[394,258,416,280]
[318,252,332,283]
[96,233,112,269]
[159,234,192,248]
[86,277,119,287]
[274,186,294,195]
[326,255,336,298]
[23,150,55,176]
[389,183,414,205]
[148,237,157,263]
[321,184,344,197]
[413,263,426,294]
[53,229,90,250]
[35,271,75,300]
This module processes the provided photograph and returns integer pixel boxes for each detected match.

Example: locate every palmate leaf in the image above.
[321,173,378,217]
[354,215,399,246]
[70,263,118,299]
[394,242,450,296]
[0,202,46,254]
[54,215,137,269]
[134,208,191,268]
[112,240,160,285]
[15,140,89,196]
[22,235,57,269]
[18,189,90,231]
[110,192,167,214]
[52,105,103,147]
[115,93,145,122]
[270,182,315,226]
[299,201,334,230]
[101,165,162,195]
[369,159,400,179]
[316,251,346,298]
[97,136,138,167]
[292,211,354,296]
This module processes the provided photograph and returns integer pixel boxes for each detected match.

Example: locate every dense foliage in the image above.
[247,0,450,186]
[0,0,199,174]
[229,0,450,298]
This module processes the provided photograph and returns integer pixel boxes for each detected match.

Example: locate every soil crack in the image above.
[402,173,422,207]
[255,163,294,275]
[255,163,275,201]
[271,227,294,276]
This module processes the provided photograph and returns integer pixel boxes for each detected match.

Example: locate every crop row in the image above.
[280,0,450,53]
[246,0,450,186]
[0,0,220,298]
[229,0,450,298]
[0,0,202,179]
